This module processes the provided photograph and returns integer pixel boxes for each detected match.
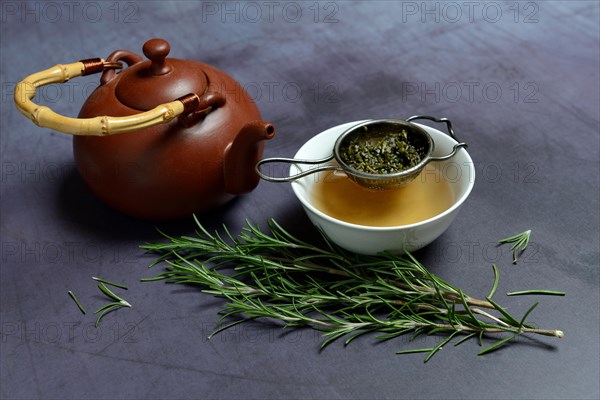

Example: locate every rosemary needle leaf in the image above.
[68,291,87,315]
[320,330,350,349]
[396,348,433,355]
[477,331,484,346]
[95,304,121,328]
[97,283,121,302]
[119,299,132,308]
[375,328,413,341]
[485,297,520,327]
[507,290,566,297]
[92,277,128,290]
[454,332,479,347]
[140,275,169,282]
[344,328,377,346]
[94,302,120,314]
[424,331,459,363]
[459,290,482,328]
[208,318,253,340]
[94,301,132,327]
[478,334,518,356]
[519,302,539,328]
[97,282,131,305]
[487,264,499,299]
[92,282,132,328]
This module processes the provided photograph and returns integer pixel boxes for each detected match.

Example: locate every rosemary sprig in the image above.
[141,218,563,361]
[94,282,131,327]
[498,230,531,264]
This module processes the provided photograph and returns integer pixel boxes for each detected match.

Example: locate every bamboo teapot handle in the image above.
[14,58,200,136]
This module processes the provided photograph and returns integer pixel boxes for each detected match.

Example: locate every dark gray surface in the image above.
[1,1,599,399]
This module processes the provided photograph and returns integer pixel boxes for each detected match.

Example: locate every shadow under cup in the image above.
[291,121,475,255]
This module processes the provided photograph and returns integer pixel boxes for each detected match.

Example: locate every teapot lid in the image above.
[115,38,208,111]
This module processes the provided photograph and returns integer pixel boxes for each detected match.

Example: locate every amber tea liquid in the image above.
[310,164,454,227]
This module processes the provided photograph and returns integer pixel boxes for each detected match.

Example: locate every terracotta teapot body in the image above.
[72,39,274,220]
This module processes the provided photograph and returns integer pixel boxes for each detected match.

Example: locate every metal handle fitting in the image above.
[406,115,468,162]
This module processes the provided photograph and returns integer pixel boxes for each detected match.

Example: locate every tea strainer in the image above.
[255,115,468,190]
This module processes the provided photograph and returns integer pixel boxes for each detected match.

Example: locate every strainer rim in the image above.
[332,118,435,181]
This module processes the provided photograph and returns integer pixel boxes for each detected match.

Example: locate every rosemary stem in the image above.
[392,281,494,310]
[412,322,507,334]
[462,297,495,309]
[521,328,564,338]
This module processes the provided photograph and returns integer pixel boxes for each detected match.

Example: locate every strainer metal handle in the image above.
[406,115,468,161]
[255,155,342,183]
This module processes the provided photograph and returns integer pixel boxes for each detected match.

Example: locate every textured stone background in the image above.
[1,1,598,399]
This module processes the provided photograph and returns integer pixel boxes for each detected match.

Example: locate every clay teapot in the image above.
[14,38,275,220]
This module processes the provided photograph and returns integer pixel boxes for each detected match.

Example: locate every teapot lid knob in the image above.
[114,38,208,111]
[143,38,172,75]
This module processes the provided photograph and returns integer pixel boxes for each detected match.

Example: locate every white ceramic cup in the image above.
[290,120,475,255]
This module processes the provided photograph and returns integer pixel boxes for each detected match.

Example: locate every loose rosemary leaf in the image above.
[498,230,531,264]
[92,277,128,290]
[94,282,132,327]
[68,291,87,315]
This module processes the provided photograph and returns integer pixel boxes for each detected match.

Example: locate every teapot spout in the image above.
[224,121,275,195]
